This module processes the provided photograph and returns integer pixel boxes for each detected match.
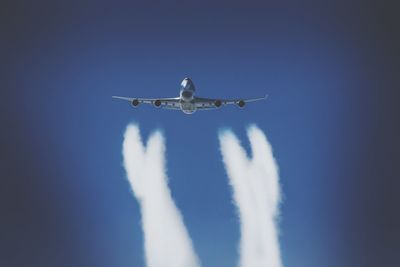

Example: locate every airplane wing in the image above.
[112,96,181,109]
[193,95,268,109]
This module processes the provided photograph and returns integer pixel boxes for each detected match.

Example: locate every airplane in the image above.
[112,77,267,114]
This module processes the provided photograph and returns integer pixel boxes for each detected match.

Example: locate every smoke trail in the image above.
[122,124,200,267]
[219,125,283,267]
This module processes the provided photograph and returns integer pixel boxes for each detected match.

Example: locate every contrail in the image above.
[122,124,200,267]
[219,125,283,267]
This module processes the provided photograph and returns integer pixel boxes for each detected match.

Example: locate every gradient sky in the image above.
[1,1,399,267]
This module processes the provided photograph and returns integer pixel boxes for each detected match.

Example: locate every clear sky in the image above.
[1,1,399,267]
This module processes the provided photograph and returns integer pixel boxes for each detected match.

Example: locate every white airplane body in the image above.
[112,78,267,114]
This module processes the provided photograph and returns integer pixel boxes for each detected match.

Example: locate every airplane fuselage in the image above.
[179,78,197,114]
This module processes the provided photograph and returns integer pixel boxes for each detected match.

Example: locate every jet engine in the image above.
[214,100,222,108]
[131,99,140,107]
[237,100,246,108]
[153,99,162,108]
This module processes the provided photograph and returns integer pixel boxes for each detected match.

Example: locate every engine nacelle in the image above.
[131,99,140,107]
[153,99,162,108]
[214,100,222,108]
[237,100,246,108]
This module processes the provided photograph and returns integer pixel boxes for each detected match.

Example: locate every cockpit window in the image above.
[182,91,193,98]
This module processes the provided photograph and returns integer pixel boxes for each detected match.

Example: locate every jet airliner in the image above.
[112,78,267,114]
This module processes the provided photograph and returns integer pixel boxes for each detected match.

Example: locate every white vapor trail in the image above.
[219,125,283,267]
[122,124,200,267]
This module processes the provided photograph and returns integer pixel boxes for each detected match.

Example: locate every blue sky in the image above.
[2,1,399,267]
